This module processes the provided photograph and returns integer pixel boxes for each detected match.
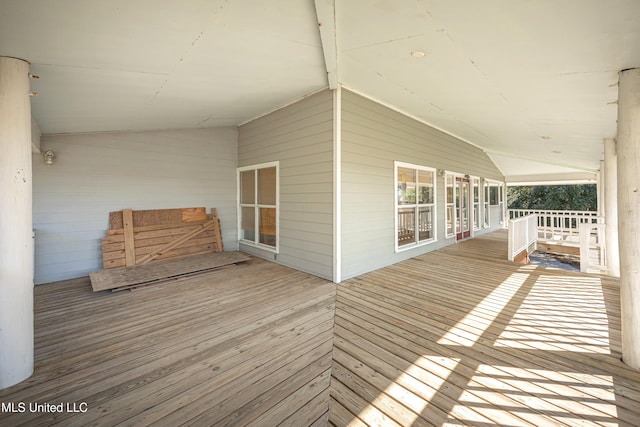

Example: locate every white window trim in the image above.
[445,171,479,238]
[483,180,491,228]
[445,171,459,239]
[484,178,506,227]
[394,161,437,253]
[237,161,280,253]
[471,176,481,232]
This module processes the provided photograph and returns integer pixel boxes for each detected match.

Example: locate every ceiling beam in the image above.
[314,0,338,89]
[505,172,598,186]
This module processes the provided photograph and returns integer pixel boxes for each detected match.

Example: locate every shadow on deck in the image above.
[1,230,636,426]
[330,230,637,426]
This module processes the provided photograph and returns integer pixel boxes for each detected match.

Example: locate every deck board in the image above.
[0,256,335,426]
[2,230,639,426]
[330,230,639,426]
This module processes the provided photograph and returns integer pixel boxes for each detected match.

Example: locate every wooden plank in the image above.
[182,207,207,223]
[0,258,335,426]
[90,251,250,292]
[102,231,215,254]
[122,208,136,267]
[109,208,183,229]
[105,219,212,237]
[211,208,224,252]
[537,241,581,256]
[136,221,215,265]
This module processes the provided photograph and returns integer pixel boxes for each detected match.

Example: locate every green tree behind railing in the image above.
[507,185,597,211]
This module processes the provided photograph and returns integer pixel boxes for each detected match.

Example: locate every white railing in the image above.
[579,222,607,274]
[508,209,599,242]
[508,214,537,262]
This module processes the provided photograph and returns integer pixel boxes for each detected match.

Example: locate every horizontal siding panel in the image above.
[281,203,333,215]
[239,136,333,165]
[280,172,333,185]
[280,211,332,225]
[240,151,332,169]
[340,89,504,280]
[33,127,238,285]
[282,221,332,237]
[275,254,333,280]
[279,192,333,205]
[240,90,333,138]
[280,228,333,246]
[239,89,334,279]
[239,108,333,146]
[280,183,332,195]
[281,162,334,178]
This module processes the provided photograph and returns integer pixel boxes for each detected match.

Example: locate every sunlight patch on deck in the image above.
[437,272,531,346]
[494,274,611,353]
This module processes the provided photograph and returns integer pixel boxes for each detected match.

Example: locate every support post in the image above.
[604,139,619,277]
[0,57,34,388]
[617,68,640,370]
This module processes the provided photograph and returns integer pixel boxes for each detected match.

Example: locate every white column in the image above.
[604,139,619,277]
[617,68,640,370]
[0,57,34,388]
[597,160,604,217]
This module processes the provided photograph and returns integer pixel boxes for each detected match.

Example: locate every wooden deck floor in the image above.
[0,257,336,426]
[2,231,638,426]
[330,230,639,426]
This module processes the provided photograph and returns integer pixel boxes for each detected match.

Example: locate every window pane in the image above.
[473,179,479,202]
[455,185,461,231]
[446,205,453,236]
[484,204,490,226]
[417,170,433,204]
[446,175,454,203]
[241,206,255,241]
[397,207,415,246]
[418,206,433,241]
[490,186,499,205]
[240,170,255,204]
[259,207,276,247]
[258,167,276,205]
[474,203,480,229]
[397,167,416,205]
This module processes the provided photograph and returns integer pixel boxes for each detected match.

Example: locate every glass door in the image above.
[456,177,471,240]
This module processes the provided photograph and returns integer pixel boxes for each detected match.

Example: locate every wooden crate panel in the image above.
[90,252,250,292]
[109,207,207,229]
[100,207,223,270]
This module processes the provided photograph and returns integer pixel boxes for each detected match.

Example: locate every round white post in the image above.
[604,139,619,277]
[0,57,34,388]
[617,68,640,370]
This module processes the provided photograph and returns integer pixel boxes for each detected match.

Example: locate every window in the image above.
[483,181,490,228]
[445,173,455,238]
[484,180,505,227]
[238,162,278,251]
[395,162,436,250]
[473,177,480,230]
[490,185,499,205]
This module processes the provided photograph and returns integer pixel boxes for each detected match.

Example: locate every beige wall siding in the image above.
[33,127,238,285]
[340,89,504,280]
[238,90,334,279]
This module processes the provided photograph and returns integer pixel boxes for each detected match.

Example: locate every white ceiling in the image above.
[1,0,639,181]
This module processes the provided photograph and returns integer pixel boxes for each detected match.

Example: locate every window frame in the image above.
[237,161,279,253]
[445,172,457,239]
[484,179,505,227]
[472,176,481,231]
[483,180,490,228]
[394,161,437,252]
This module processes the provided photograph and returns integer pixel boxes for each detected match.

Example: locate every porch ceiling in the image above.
[1,0,639,181]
